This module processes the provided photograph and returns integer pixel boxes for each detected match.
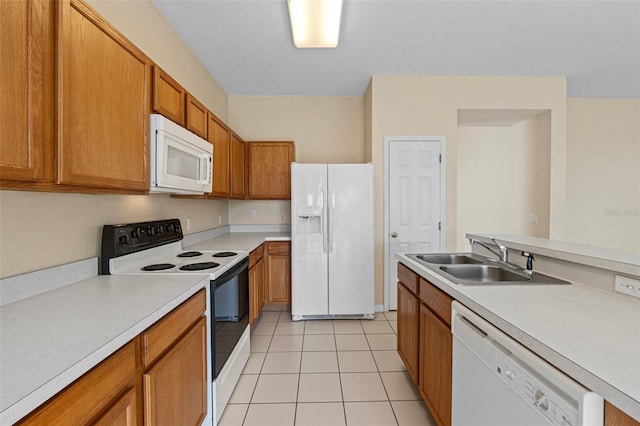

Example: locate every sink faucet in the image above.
[469,238,508,263]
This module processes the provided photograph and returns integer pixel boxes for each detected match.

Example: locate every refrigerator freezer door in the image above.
[327,164,375,316]
[291,163,329,317]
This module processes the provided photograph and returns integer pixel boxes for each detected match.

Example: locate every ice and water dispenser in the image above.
[297,215,322,235]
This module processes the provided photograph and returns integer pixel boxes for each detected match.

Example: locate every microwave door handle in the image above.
[198,154,211,185]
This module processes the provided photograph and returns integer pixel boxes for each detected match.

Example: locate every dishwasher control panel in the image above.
[495,351,576,426]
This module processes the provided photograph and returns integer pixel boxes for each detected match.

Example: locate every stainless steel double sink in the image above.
[407,253,570,286]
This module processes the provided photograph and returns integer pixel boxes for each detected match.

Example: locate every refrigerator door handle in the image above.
[328,189,335,253]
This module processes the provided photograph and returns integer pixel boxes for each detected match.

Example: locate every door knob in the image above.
[391,232,398,238]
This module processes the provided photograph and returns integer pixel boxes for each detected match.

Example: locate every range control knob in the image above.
[156,225,163,235]
[131,228,141,239]
[147,226,155,236]
[167,223,175,233]
[118,235,129,245]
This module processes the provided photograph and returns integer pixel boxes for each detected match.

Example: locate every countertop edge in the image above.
[395,253,640,422]
[0,277,208,425]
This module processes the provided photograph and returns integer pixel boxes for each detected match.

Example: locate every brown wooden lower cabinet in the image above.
[18,290,208,426]
[249,243,266,325]
[397,281,419,383]
[143,317,207,426]
[266,241,291,304]
[419,303,452,426]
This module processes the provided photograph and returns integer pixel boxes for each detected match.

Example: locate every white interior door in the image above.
[386,138,444,310]
[327,164,374,316]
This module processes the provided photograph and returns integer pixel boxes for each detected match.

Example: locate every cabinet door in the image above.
[208,113,230,198]
[420,304,452,426]
[0,0,54,184]
[397,282,419,384]
[267,242,291,304]
[247,142,295,199]
[185,93,207,139]
[143,317,207,426]
[230,134,245,199]
[152,66,185,126]
[57,0,151,191]
[93,388,137,426]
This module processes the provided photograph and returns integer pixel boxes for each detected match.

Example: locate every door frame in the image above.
[383,136,447,311]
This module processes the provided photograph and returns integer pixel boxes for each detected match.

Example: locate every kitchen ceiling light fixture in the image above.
[287,0,343,48]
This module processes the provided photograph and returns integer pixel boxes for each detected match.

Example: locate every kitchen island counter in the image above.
[396,252,640,422]
[0,271,209,425]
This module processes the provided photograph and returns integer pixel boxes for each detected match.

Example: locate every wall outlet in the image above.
[280,215,285,224]
[186,217,193,231]
[528,213,538,223]
[250,209,257,218]
[218,215,222,225]
[615,275,640,299]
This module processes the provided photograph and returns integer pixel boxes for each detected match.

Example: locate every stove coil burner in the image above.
[141,263,176,271]
[177,251,203,258]
[179,262,220,271]
[212,252,238,258]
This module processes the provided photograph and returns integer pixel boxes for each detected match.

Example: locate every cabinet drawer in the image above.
[250,243,265,266]
[19,340,136,425]
[142,289,206,366]
[419,278,454,326]
[398,263,418,296]
[268,241,290,255]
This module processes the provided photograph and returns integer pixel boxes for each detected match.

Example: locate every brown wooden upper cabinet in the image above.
[152,66,185,126]
[185,94,208,139]
[208,112,231,198]
[1,0,150,194]
[230,133,246,199]
[0,0,55,186]
[57,0,151,192]
[246,142,295,199]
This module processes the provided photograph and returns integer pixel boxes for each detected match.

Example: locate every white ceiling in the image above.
[152,0,640,97]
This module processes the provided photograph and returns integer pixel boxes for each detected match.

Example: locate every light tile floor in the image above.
[219,311,437,426]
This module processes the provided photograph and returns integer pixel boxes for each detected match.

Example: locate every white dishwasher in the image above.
[451,302,603,426]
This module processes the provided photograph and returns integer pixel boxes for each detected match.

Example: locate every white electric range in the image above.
[101,219,251,425]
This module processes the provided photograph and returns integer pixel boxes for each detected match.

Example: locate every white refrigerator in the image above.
[291,163,374,321]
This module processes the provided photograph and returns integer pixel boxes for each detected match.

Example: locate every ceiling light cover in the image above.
[287,0,343,48]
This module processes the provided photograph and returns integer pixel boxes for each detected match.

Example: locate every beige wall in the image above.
[0,0,230,278]
[87,0,228,120]
[369,76,566,304]
[457,112,551,250]
[229,200,291,225]
[566,98,640,252]
[0,191,228,278]
[227,96,365,225]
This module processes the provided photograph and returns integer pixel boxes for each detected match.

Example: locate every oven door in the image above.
[211,258,249,379]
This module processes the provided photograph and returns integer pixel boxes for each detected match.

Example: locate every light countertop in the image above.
[184,232,291,253]
[0,274,209,425]
[0,229,290,424]
[396,253,640,422]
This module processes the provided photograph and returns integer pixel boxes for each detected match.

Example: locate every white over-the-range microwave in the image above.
[150,114,213,195]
